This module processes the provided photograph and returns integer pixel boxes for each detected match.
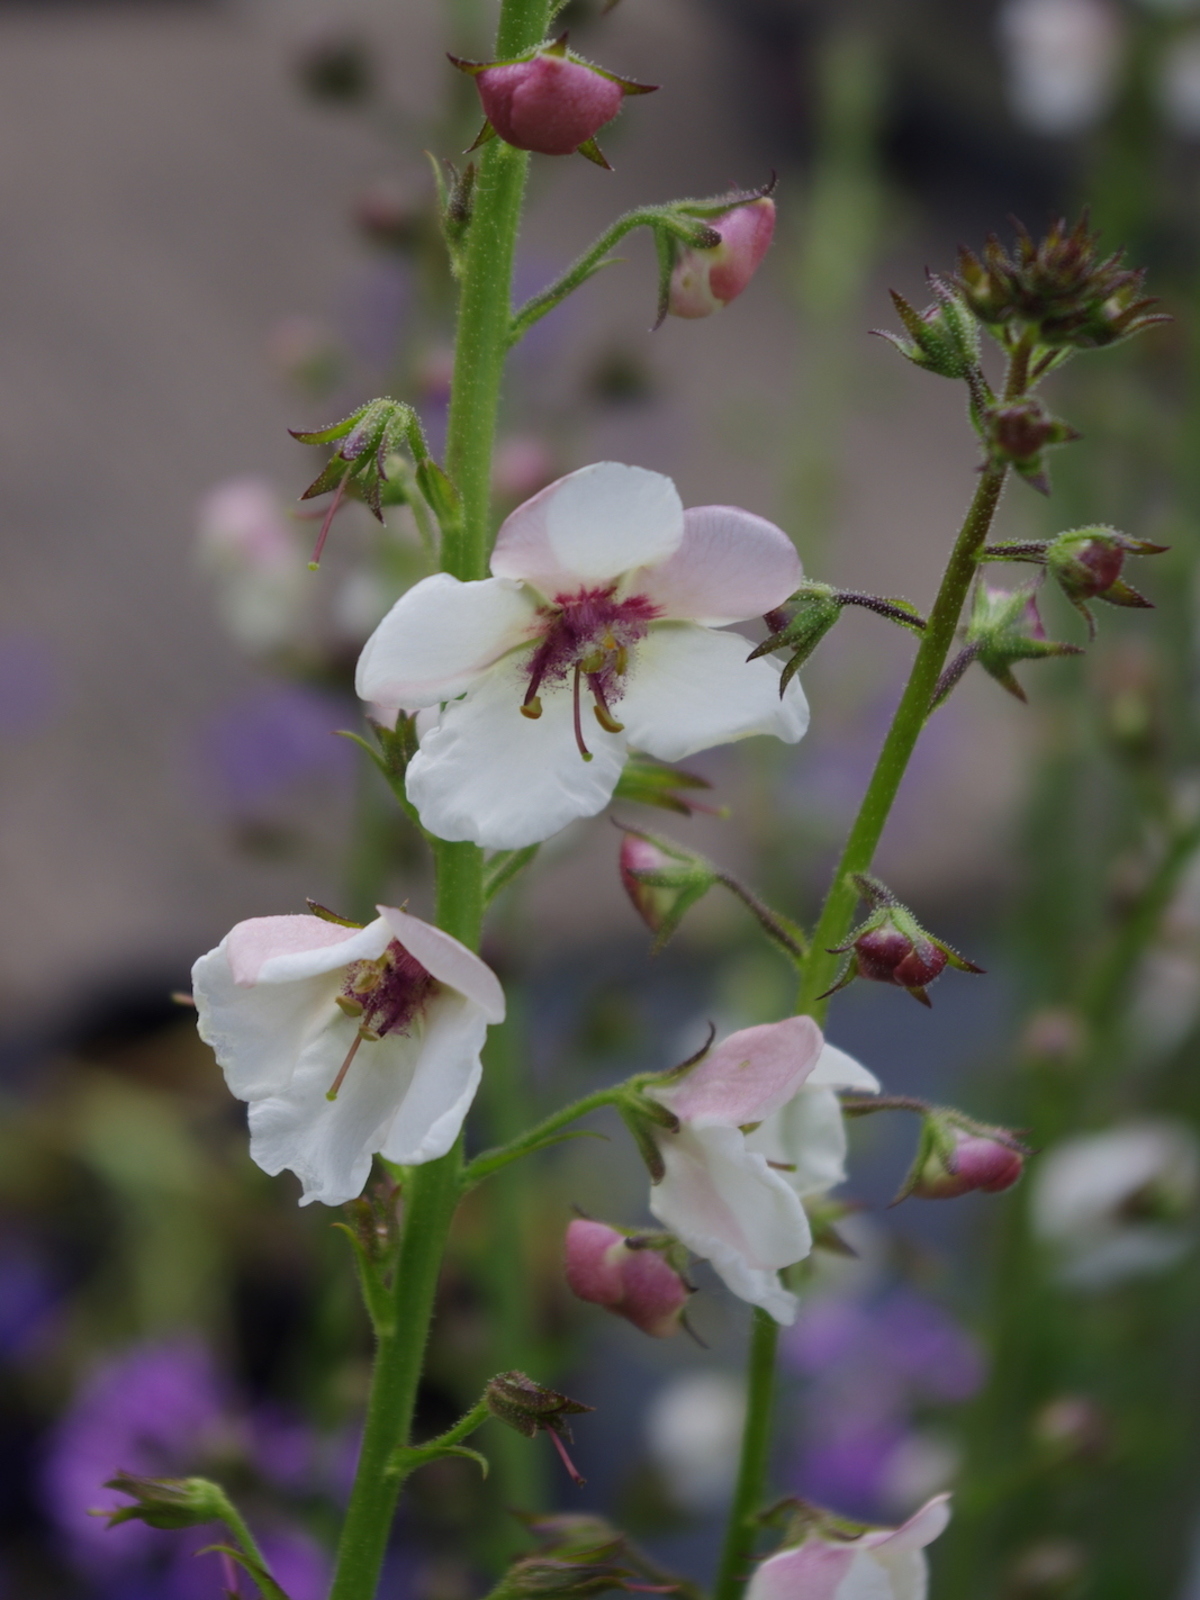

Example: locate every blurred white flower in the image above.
[998,0,1123,135]
[332,568,395,645]
[1160,32,1200,135]
[196,477,310,654]
[645,1370,745,1513]
[1032,1120,1200,1287]
[878,1430,962,1521]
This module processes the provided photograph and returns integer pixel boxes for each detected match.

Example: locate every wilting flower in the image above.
[642,1016,827,1324]
[357,463,807,848]
[1031,1119,1199,1287]
[192,907,505,1205]
[745,1044,880,1200]
[746,1494,952,1600]
[564,1220,690,1337]
[667,199,776,319]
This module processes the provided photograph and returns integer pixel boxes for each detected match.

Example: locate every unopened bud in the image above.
[935,583,1082,708]
[874,275,981,379]
[96,1473,231,1532]
[451,38,656,166]
[822,874,983,1009]
[985,398,1079,495]
[910,1127,1026,1199]
[1045,526,1165,636]
[668,199,776,319]
[564,1219,690,1338]
[618,830,716,951]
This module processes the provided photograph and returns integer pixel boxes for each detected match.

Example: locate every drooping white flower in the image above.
[645,1016,827,1325]
[192,907,505,1206]
[997,0,1123,136]
[745,1495,952,1600]
[356,462,808,849]
[745,1043,880,1199]
[1031,1119,1199,1287]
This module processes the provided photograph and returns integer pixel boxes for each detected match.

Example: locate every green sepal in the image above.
[485,845,541,903]
[306,899,364,928]
[614,754,722,817]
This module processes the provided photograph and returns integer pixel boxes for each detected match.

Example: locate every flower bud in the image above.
[910,1127,1026,1199]
[1045,526,1165,635]
[668,199,776,319]
[618,830,716,951]
[935,583,1082,707]
[822,875,983,1009]
[984,398,1079,494]
[874,275,981,379]
[564,1219,690,1337]
[451,38,656,166]
[97,1472,231,1531]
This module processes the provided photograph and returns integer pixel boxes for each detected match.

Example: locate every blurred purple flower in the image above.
[194,684,355,815]
[0,633,64,737]
[0,1240,62,1361]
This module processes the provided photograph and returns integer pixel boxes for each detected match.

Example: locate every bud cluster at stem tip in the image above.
[821,874,983,1008]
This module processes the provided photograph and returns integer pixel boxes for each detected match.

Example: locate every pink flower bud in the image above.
[564,1219,689,1338]
[855,927,948,989]
[618,831,716,950]
[476,55,625,156]
[668,200,776,319]
[913,1129,1025,1200]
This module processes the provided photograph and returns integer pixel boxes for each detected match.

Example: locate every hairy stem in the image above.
[462,1086,620,1190]
[713,1310,780,1600]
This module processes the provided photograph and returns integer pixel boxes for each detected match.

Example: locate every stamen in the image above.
[520,696,543,720]
[309,469,351,571]
[326,1029,366,1102]
[335,995,364,1017]
[572,661,593,762]
[589,675,625,734]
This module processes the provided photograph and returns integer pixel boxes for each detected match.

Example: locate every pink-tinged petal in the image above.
[807,1042,881,1093]
[193,941,344,1102]
[649,1125,809,1322]
[378,993,488,1165]
[404,658,625,848]
[632,507,801,625]
[746,1541,856,1600]
[564,1219,627,1307]
[490,463,684,593]
[355,573,536,709]
[746,1086,849,1199]
[377,907,506,1023]
[862,1496,952,1556]
[247,1019,423,1206]
[657,1017,824,1126]
[708,202,777,304]
[618,625,809,764]
[227,916,390,987]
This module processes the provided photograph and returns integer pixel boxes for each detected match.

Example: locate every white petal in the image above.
[378,907,505,1022]
[655,1017,824,1127]
[618,625,809,763]
[866,1495,952,1556]
[404,659,626,848]
[252,919,392,986]
[193,941,343,1102]
[747,1543,853,1600]
[649,1124,810,1323]
[355,573,536,709]
[491,463,684,593]
[748,1086,849,1199]
[832,1554,901,1600]
[807,1042,881,1093]
[632,506,801,625]
[378,993,487,1164]
[247,1016,422,1206]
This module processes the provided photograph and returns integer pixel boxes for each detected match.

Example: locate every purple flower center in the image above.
[520,585,660,759]
[327,940,438,1100]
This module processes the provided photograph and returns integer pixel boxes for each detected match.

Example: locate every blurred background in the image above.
[2,0,1200,1596]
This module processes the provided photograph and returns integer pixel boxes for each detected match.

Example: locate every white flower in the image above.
[1160,33,1200,136]
[745,1043,880,1198]
[645,1370,746,1513]
[645,1016,827,1325]
[192,907,505,1206]
[997,0,1123,136]
[1031,1119,1200,1287]
[745,1495,952,1600]
[196,476,310,653]
[355,462,808,849]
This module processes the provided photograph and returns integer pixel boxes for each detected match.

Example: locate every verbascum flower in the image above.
[744,1043,880,1199]
[746,1495,951,1600]
[642,1017,828,1324]
[357,462,808,849]
[192,908,505,1205]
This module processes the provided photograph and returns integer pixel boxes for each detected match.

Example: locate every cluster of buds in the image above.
[663,187,776,321]
[981,397,1079,495]
[820,875,983,1009]
[873,272,981,381]
[933,583,1082,709]
[748,582,926,695]
[564,1218,692,1338]
[499,1513,683,1600]
[450,33,656,168]
[955,214,1168,357]
[981,526,1167,638]
[485,1371,594,1486]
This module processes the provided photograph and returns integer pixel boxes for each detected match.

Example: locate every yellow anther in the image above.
[335,996,364,1017]
[593,703,625,734]
[520,696,543,720]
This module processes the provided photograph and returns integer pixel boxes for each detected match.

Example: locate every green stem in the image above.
[218,1499,272,1579]
[796,462,1007,1020]
[462,1086,619,1189]
[713,1310,780,1600]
